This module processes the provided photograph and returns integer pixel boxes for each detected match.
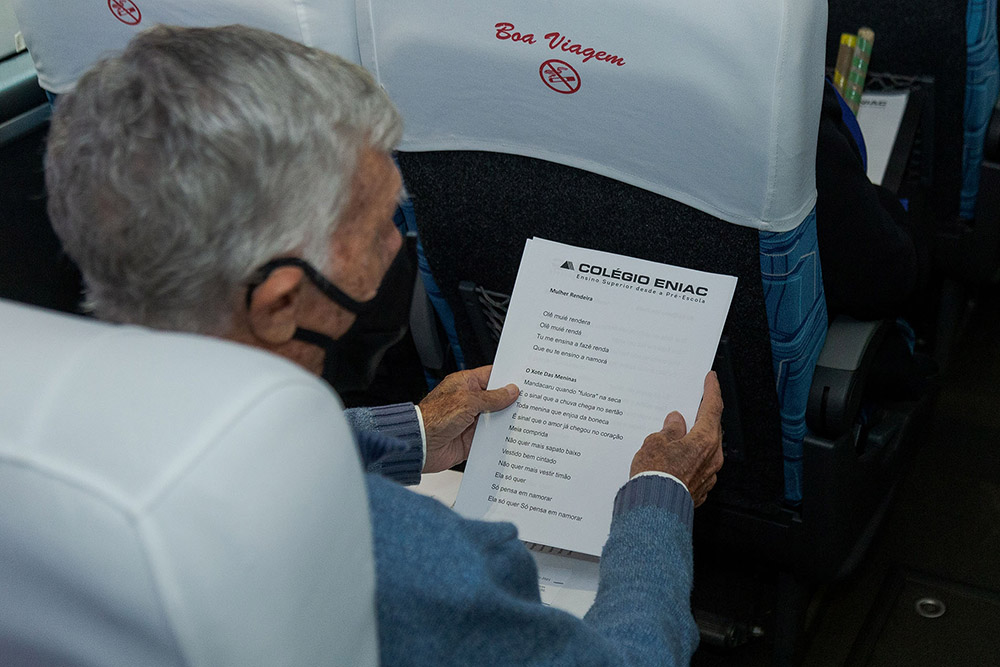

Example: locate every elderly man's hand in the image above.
[419,365,519,473]
[629,371,725,507]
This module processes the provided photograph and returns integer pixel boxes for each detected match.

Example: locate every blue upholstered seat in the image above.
[760,214,828,503]
[961,0,1000,218]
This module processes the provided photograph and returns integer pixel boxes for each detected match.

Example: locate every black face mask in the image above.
[246,234,416,393]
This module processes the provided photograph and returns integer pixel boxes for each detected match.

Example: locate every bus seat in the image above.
[827,0,1000,288]
[0,299,378,666]
[359,0,823,507]
[357,0,928,586]
[9,0,362,94]
[829,0,999,222]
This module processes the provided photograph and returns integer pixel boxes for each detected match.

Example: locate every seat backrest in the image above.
[361,1,822,233]
[827,0,1000,221]
[0,299,378,666]
[10,0,361,93]
[362,0,828,506]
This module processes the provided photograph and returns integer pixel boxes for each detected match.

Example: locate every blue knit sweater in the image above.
[346,404,699,666]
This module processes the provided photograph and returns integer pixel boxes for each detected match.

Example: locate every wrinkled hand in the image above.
[629,371,725,507]
[419,365,519,473]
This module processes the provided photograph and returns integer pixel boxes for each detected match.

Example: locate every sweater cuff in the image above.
[612,475,694,533]
[348,403,424,485]
[367,403,424,447]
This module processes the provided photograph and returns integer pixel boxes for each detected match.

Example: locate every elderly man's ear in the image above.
[245,266,305,345]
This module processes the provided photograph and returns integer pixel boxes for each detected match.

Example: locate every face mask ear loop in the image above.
[291,327,337,349]
[244,264,344,354]
[245,257,380,316]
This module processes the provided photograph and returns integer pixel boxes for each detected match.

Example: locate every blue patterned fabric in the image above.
[828,79,867,171]
[962,0,1000,219]
[759,210,828,504]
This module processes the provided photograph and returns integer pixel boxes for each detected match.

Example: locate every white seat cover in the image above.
[0,300,378,667]
[358,0,827,231]
[11,0,360,93]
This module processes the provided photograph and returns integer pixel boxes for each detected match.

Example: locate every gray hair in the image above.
[46,24,403,334]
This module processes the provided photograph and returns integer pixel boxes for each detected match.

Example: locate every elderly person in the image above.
[45,24,724,666]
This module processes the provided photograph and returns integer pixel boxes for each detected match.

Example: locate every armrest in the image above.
[806,316,888,437]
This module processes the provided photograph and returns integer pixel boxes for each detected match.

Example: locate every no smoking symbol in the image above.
[540,59,581,94]
[108,0,142,26]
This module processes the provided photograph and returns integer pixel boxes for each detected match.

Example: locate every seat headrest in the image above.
[359,0,827,232]
[0,299,378,666]
[11,0,360,93]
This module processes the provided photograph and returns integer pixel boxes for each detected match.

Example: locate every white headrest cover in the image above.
[0,300,378,666]
[11,0,360,93]
[359,0,827,232]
